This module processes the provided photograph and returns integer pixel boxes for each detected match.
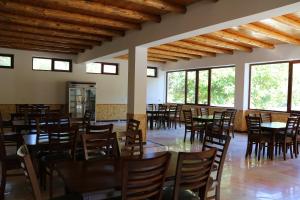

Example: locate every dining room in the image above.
[1,1,300,200]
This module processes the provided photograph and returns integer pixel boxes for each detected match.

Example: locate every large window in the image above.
[32,57,72,72]
[249,61,300,112]
[0,54,14,69]
[166,66,235,107]
[86,62,118,75]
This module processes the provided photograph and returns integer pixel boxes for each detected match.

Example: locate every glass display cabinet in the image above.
[67,82,96,120]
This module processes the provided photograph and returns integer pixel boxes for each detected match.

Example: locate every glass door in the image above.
[69,88,84,118]
[85,88,96,120]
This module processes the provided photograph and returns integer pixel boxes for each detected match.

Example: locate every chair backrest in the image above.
[291,111,300,117]
[169,105,177,117]
[86,124,113,134]
[45,113,71,128]
[147,104,154,111]
[226,108,237,124]
[123,129,143,156]
[158,104,167,112]
[121,152,171,200]
[82,132,120,160]
[83,110,93,126]
[221,111,233,128]
[176,104,183,120]
[260,112,272,123]
[183,109,193,127]
[173,149,217,200]
[126,119,140,132]
[285,117,298,137]
[17,145,42,200]
[202,133,231,185]
[47,125,78,159]
[199,107,209,116]
[246,115,262,135]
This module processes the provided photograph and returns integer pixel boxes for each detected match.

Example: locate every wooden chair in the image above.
[156,104,168,129]
[168,104,178,129]
[260,112,272,123]
[86,124,113,134]
[82,132,120,160]
[245,115,272,161]
[226,109,237,138]
[197,107,209,117]
[17,145,82,200]
[126,119,140,132]
[121,152,171,200]
[290,111,300,117]
[163,149,217,200]
[203,133,231,200]
[123,129,143,156]
[275,117,298,160]
[221,111,234,137]
[206,111,223,135]
[183,109,205,143]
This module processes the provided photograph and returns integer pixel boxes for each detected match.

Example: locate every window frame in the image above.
[166,65,235,107]
[0,53,14,69]
[86,62,119,75]
[248,60,296,112]
[32,57,72,72]
[147,66,158,77]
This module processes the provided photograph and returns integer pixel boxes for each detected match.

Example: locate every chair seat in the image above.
[162,187,200,200]
[51,193,82,200]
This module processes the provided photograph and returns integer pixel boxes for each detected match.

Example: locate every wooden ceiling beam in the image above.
[241,22,300,45]
[121,0,186,13]
[170,41,218,56]
[0,22,109,42]
[148,55,177,62]
[190,35,253,52]
[211,30,275,49]
[115,54,167,63]
[0,12,123,37]
[149,48,201,59]
[148,56,174,62]
[155,44,206,56]
[14,0,161,22]
[182,39,233,54]
[0,29,99,47]
[148,52,185,61]
[0,1,140,30]
[273,15,300,30]
[0,42,79,54]
[0,35,88,51]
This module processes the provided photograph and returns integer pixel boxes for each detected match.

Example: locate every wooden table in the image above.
[261,122,286,160]
[193,115,214,123]
[146,110,170,130]
[55,151,178,194]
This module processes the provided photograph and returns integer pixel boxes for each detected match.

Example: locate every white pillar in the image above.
[127,46,148,141]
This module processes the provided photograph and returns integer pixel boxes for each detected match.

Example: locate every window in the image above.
[147,67,157,77]
[167,71,185,103]
[292,62,300,111]
[166,66,235,107]
[0,54,14,69]
[86,62,118,75]
[211,67,235,107]
[32,57,72,72]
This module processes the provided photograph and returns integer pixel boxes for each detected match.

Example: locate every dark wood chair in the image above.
[220,111,234,137]
[86,124,113,134]
[168,104,177,129]
[183,109,205,143]
[290,111,300,117]
[123,129,143,156]
[275,117,298,160]
[163,149,217,200]
[260,112,272,123]
[206,111,223,135]
[17,145,82,200]
[294,117,300,157]
[203,133,231,200]
[226,109,237,138]
[197,107,209,117]
[126,119,140,132]
[245,115,272,161]
[156,104,168,129]
[82,132,120,160]
[121,152,171,200]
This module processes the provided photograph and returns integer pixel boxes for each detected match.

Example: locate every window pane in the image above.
[211,67,235,107]
[103,64,117,74]
[147,68,156,77]
[250,63,289,111]
[0,55,12,67]
[167,71,185,103]
[33,58,52,70]
[198,70,209,104]
[86,63,101,73]
[186,71,196,104]
[292,63,300,111]
[54,60,70,71]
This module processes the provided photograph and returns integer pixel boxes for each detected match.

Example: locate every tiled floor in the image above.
[4,122,300,200]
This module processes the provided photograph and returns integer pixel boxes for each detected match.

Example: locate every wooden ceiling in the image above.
[117,11,300,63]
[0,0,201,54]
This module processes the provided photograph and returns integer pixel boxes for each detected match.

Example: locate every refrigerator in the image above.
[67,81,96,120]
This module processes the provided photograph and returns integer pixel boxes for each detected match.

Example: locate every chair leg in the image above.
[283,143,286,160]
[258,143,262,161]
[289,144,293,159]
[184,129,187,142]
[216,183,221,200]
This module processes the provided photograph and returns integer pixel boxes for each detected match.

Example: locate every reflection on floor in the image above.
[4,122,300,200]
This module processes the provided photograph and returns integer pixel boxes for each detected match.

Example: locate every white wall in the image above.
[147,67,166,104]
[0,47,165,105]
[164,43,300,110]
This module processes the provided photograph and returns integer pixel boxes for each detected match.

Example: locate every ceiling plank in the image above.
[0,35,89,50]
[148,55,176,62]
[0,42,79,54]
[115,54,167,63]
[190,35,253,52]
[170,41,220,56]
[14,0,161,22]
[0,1,140,30]
[120,0,186,13]
[0,22,109,42]
[149,48,201,59]
[148,54,178,62]
[241,22,300,45]
[148,52,187,60]
[155,44,206,56]
[0,29,99,46]
[211,30,275,49]
[273,15,300,30]
[0,12,123,37]
[182,39,233,54]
